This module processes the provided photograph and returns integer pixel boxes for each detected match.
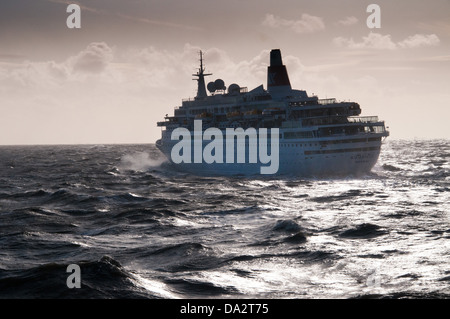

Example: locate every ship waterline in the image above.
[156,49,388,176]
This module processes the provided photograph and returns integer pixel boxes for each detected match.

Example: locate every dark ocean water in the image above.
[0,139,448,299]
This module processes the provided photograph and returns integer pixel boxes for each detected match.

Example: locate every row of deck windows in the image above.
[281,143,315,147]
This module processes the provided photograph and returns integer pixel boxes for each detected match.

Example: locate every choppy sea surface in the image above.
[0,139,448,299]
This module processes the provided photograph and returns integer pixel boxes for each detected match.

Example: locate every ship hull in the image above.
[156,135,384,177]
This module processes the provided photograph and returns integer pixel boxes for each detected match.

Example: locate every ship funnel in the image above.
[267,49,292,96]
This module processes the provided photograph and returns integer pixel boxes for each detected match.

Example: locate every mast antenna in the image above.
[193,50,211,99]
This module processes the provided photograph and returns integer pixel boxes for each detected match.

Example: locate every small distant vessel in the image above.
[156,49,389,176]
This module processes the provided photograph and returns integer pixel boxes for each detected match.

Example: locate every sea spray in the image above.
[119,151,166,172]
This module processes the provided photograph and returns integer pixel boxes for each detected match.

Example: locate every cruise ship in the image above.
[156,49,389,176]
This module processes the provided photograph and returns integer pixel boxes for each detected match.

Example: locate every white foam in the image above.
[129,272,179,299]
[119,151,166,172]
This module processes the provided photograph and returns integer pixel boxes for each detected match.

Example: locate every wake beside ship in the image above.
[156,49,389,176]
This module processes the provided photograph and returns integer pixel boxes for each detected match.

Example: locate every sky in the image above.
[0,0,449,144]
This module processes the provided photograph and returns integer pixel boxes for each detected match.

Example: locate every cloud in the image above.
[333,32,440,50]
[70,42,114,74]
[46,61,70,80]
[0,60,70,91]
[337,16,358,26]
[398,34,440,48]
[333,32,397,50]
[262,13,325,34]
[0,42,115,94]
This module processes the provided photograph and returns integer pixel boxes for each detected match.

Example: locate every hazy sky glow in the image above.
[1,0,449,144]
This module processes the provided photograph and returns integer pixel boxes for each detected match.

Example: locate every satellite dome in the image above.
[228,83,240,94]
[207,82,216,93]
[214,79,226,91]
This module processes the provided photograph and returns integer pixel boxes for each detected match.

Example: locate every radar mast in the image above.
[193,50,211,99]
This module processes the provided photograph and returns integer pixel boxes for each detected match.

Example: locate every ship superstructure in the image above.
[156,49,389,176]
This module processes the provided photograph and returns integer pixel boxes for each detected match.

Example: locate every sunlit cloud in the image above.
[333,32,440,50]
[333,32,397,50]
[398,34,440,48]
